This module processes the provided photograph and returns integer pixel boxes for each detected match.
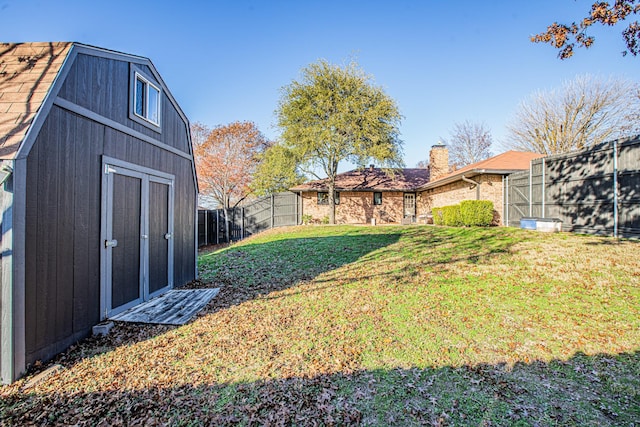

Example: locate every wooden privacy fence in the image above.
[198,192,300,246]
[504,136,640,238]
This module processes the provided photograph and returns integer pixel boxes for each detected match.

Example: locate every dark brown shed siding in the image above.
[57,54,190,153]
[23,52,195,365]
[102,126,196,288]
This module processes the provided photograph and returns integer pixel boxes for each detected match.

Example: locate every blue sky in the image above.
[1,0,637,171]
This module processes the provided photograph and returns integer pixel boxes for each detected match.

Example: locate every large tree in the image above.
[444,121,493,167]
[276,59,404,224]
[194,121,270,209]
[532,1,640,58]
[190,121,211,147]
[506,75,640,155]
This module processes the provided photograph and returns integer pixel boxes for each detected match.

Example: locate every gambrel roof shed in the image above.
[0,42,198,383]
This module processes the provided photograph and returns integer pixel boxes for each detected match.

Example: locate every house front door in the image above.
[403,193,416,222]
[101,158,174,319]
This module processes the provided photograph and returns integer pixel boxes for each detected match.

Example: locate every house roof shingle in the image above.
[0,42,72,159]
[291,167,430,192]
[418,150,545,190]
[291,151,545,193]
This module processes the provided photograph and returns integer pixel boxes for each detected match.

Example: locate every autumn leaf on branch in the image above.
[532,1,640,58]
[194,121,271,209]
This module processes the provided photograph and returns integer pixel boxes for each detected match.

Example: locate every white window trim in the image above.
[134,71,161,126]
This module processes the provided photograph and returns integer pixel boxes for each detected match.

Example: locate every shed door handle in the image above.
[105,239,118,248]
[164,233,172,240]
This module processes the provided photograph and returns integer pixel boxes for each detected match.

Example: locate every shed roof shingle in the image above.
[0,42,72,159]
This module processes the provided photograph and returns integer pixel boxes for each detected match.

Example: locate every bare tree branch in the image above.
[443,121,493,167]
[505,75,640,155]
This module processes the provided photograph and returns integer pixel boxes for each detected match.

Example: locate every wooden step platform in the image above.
[110,288,220,325]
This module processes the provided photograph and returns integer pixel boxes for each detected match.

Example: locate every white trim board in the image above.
[54,97,190,160]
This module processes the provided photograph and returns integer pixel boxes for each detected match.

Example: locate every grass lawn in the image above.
[1,225,639,425]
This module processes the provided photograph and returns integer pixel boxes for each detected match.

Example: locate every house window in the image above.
[317,192,340,205]
[373,192,382,205]
[132,71,161,127]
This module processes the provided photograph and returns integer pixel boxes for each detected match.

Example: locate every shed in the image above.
[0,42,198,383]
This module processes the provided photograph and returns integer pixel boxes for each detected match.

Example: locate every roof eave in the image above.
[292,187,417,192]
[417,168,527,191]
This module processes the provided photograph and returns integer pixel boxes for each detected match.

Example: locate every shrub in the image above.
[431,207,444,225]
[460,200,494,226]
[301,214,313,225]
[431,200,494,227]
[321,215,330,225]
[441,205,463,226]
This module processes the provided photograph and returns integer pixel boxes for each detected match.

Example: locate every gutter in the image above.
[291,187,417,193]
[461,175,480,199]
[291,168,530,193]
[417,168,527,191]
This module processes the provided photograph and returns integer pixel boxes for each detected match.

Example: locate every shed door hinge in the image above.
[104,165,117,175]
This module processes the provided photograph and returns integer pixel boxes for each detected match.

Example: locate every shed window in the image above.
[317,191,340,205]
[133,72,161,126]
[373,192,382,205]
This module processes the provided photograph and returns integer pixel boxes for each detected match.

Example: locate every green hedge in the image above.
[431,200,494,227]
[442,205,463,226]
[431,207,444,225]
[460,200,494,226]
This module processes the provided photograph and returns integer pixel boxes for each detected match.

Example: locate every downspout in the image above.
[461,175,480,200]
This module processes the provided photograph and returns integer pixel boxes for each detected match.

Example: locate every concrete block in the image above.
[92,321,114,336]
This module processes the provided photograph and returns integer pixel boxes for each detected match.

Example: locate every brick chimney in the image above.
[429,142,449,181]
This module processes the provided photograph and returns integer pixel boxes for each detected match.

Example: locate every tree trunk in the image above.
[222,193,230,242]
[222,207,230,243]
[328,180,336,225]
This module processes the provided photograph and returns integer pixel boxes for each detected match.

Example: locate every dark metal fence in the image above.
[504,136,640,238]
[198,192,300,246]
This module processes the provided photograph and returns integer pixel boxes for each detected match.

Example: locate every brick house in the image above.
[291,145,544,225]
[291,166,430,224]
[416,149,545,225]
